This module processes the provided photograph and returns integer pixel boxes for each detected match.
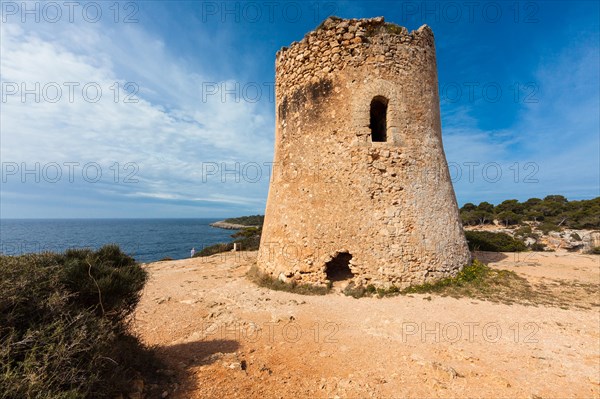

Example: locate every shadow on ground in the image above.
[150,339,240,398]
[474,250,509,263]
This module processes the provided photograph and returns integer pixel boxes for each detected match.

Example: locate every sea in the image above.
[0,219,238,263]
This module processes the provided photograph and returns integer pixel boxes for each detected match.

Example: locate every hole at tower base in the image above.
[325,252,354,282]
[370,96,388,142]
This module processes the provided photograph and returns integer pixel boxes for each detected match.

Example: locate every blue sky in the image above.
[1,0,598,218]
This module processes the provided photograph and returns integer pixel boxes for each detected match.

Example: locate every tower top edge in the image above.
[276,17,433,59]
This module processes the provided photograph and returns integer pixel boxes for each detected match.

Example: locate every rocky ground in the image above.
[464,224,600,253]
[131,248,600,399]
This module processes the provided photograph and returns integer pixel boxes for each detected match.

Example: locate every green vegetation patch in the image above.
[315,15,342,31]
[194,226,262,257]
[465,231,527,252]
[383,22,405,35]
[343,260,599,309]
[247,265,330,296]
[344,260,534,305]
[460,195,600,229]
[0,245,162,398]
[530,242,548,252]
[343,283,399,299]
[222,215,264,226]
[194,242,234,257]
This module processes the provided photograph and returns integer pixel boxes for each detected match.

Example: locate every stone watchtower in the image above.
[257,16,470,289]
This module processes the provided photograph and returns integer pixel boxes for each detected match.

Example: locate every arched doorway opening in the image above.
[325,252,354,282]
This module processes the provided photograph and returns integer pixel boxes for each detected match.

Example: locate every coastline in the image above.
[209,221,258,230]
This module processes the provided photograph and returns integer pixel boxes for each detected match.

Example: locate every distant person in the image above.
[191,247,195,258]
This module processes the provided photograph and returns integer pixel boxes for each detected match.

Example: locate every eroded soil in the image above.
[133,250,600,398]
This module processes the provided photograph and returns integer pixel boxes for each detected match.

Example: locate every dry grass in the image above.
[247,265,330,296]
[247,259,599,310]
[529,279,600,310]
[345,259,600,309]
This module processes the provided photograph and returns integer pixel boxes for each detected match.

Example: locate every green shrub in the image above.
[344,260,493,298]
[315,15,342,31]
[343,282,366,299]
[193,243,234,257]
[400,260,538,306]
[530,243,547,251]
[465,231,527,252]
[514,225,532,237]
[538,222,562,234]
[231,226,260,238]
[247,266,329,295]
[401,260,488,295]
[194,226,262,257]
[384,22,404,35]
[0,245,158,398]
[231,226,261,250]
[60,245,147,324]
[589,246,600,255]
[342,259,571,306]
[460,196,600,229]
[343,282,401,298]
[495,211,522,226]
[222,215,264,226]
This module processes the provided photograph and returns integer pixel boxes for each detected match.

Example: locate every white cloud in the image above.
[0,17,274,217]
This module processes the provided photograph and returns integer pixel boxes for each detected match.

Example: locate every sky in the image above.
[0,0,598,218]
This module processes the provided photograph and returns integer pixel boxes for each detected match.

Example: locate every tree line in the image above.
[460,195,600,230]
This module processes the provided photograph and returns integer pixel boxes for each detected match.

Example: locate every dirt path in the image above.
[133,251,600,398]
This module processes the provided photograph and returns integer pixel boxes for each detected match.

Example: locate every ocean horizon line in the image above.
[0,217,231,221]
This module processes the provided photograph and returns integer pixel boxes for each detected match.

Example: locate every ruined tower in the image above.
[257,16,470,289]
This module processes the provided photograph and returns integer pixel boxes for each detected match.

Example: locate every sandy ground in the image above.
[132,251,600,399]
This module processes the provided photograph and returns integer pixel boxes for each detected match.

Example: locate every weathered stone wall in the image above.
[257,16,471,288]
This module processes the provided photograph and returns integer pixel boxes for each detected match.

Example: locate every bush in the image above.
[344,260,493,298]
[222,215,264,226]
[514,225,532,237]
[384,22,405,35]
[460,196,600,229]
[193,243,234,257]
[530,243,547,251]
[231,227,262,250]
[465,231,527,252]
[538,222,561,234]
[589,246,600,255]
[0,245,158,398]
[247,266,329,295]
[343,283,367,298]
[60,245,147,324]
[194,226,262,257]
[343,282,402,299]
[495,211,522,226]
[233,234,261,251]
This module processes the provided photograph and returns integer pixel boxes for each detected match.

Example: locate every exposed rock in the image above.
[210,221,258,230]
[228,362,242,370]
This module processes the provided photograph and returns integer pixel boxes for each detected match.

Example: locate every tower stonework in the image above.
[257,16,470,289]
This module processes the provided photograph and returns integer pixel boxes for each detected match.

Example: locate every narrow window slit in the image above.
[370,96,388,142]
